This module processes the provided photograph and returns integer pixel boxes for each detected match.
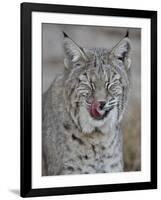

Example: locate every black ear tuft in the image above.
[125,30,129,38]
[63,31,69,38]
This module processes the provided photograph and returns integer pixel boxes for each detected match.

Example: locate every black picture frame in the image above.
[21,2,157,197]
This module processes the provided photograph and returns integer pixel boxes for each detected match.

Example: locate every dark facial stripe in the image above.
[94,56,97,68]
[68,85,75,97]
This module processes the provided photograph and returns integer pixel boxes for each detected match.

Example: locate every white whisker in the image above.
[109,100,118,104]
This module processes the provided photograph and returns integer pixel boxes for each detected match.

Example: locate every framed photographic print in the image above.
[21,2,157,197]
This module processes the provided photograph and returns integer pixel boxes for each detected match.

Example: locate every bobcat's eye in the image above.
[107,81,122,96]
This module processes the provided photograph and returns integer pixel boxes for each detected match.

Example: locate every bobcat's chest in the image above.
[61,129,123,174]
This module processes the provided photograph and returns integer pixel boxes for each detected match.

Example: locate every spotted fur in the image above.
[42,32,131,175]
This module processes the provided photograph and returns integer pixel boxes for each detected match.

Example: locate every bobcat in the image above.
[42,31,131,176]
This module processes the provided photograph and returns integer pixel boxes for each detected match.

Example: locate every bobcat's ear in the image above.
[110,32,131,70]
[63,32,88,69]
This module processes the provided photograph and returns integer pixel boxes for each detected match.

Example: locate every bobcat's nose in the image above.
[99,101,106,110]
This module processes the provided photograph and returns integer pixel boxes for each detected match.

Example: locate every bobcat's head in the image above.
[63,32,131,134]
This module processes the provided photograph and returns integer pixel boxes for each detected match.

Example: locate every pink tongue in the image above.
[90,101,103,119]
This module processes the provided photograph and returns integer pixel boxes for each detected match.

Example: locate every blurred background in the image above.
[42,24,141,172]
